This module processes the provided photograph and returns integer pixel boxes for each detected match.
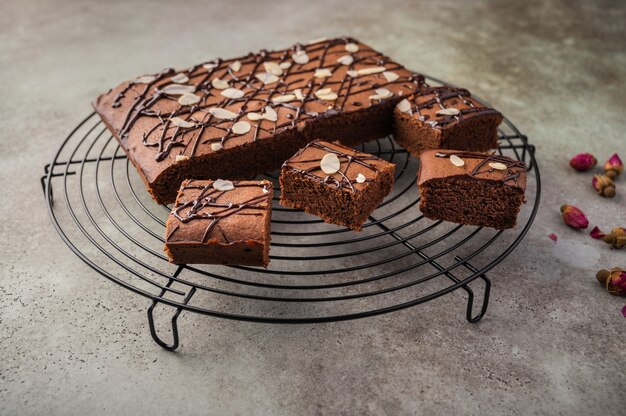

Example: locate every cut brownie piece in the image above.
[394,86,502,157]
[94,36,426,204]
[280,140,395,231]
[164,179,272,266]
[418,150,526,230]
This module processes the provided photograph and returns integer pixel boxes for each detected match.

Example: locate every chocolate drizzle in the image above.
[283,140,383,192]
[434,151,526,186]
[167,180,271,243]
[105,37,425,162]
[410,86,500,129]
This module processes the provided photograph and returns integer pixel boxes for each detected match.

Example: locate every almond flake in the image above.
[369,88,393,100]
[314,88,338,101]
[346,70,358,77]
[489,162,508,171]
[178,93,201,106]
[175,155,189,162]
[437,108,460,116]
[229,60,242,72]
[211,78,230,90]
[337,55,354,66]
[272,94,296,103]
[159,84,196,95]
[203,62,218,70]
[135,75,157,84]
[294,88,304,100]
[263,106,278,122]
[396,99,411,113]
[292,50,309,65]
[314,68,332,78]
[450,154,465,167]
[170,117,195,128]
[211,142,223,151]
[213,179,234,191]
[279,61,292,69]
[345,43,359,53]
[356,173,366,183]
[308,37,328,44]
[208,107,238,120]
[357,66,386,75]
[171,73,189,84]
[320,153,341,174]
[221,87,245,99]
[247,112,264,121]
[263,61,283,76]
[383,71,399,82]
[231,120,251,135]
[255,72,280,85]
[262,186,270,194]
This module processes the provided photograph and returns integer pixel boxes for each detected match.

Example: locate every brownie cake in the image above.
[94,37,425,204]
[164,179,272,266]
[418,150,526,230]
[394,86,502,157]
[280,140,395,231]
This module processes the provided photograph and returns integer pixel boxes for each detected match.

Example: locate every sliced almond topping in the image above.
[320,153,341,174]
[220,87,245,99]
[316,87,332,95]
[170,117,195,128]
[229,60,242,72]
[293,88,304,100]
[292,50,309,65]
[262,187,270,194]
[272,94,296,103]
[314,68,333,78]
[208,107,239,120]
[357,66,386,75]
[178,93,201,106]
[135,75,157,84]
[255,72,280,85]
[175,155,189,162]
[396,98,412,113]
[489,162,508,171]
[211,142,223,151]
[450,154,465,167]
[314,88,338,101]
[437,107,460,116]
[203,62,218,70]
[231,120,251,135]
[279,61,292,69]
[369,88,393,100]
[308,37,328,44]
[213,179,235,191]
[346,70,358,77]
[159,84,196,95]
[345,43,359,53]
[263,61,283,76]
[211,78,230,90]
[247,112,264,121]
[356,173,366,183]
[337,55,354,65]
[263,106,278,122]
[171,73,189,84]
[383,71,399,82]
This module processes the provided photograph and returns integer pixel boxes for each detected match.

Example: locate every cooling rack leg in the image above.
[463,275,491,323]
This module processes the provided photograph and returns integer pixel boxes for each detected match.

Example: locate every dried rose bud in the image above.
[603,153,623,180]
[560,205,589,229]
[548,233,558,243]
[569,153,597,171]
[592,174,616,198]
[596,267,626,296]
[602,227,626,249]
[589,226,605,239]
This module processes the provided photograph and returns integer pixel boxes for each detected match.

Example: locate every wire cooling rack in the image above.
[41,76,540,351]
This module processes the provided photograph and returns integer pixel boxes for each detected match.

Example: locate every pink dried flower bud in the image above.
[548,233,558,243]
[596,268,626,296]
[592,175,616,198]
[589,226,605,239]
[603,153,623,180]
[569,153,597,171]
[560,205,589,230]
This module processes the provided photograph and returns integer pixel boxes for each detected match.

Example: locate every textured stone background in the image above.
[1,0,624,415]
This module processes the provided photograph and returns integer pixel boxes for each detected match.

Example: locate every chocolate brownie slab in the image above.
[164,179,272,266]
[418,150,526,230]
[94,37,425,204]
[394,86,502,157]
[280,140,395,231]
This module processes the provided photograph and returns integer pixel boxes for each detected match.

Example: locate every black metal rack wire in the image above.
[41,75,540,351]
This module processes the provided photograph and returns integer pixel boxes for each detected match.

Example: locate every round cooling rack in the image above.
[41,75,540,351]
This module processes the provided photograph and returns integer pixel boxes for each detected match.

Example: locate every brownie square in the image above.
[418,150,526,230]
[394,86,502,157]
[164,179,272,266]
[280,140,395,231]
[93,36,426,204]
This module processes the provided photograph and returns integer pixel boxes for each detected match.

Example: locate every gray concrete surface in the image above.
[1,0,625,415]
